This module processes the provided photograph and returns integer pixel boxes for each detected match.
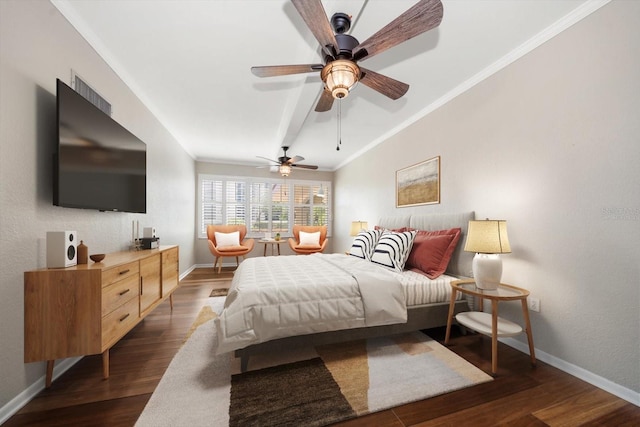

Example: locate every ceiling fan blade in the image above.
[290,155,305,163]
[291,163,318,170]
[256,155,280,164]
[315,89,334,112]
[251,64,324,77]
[353,0,443,62]
[359,67,409,100]
[292,0,338,57]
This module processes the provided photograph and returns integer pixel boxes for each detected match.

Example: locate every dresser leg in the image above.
[46,360,54,388]
[102,350,109,379]
[169,293,174,310]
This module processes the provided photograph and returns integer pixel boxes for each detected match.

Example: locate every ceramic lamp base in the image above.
[472,253,502,290]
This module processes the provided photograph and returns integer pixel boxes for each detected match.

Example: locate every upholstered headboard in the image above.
[377,211,475,278]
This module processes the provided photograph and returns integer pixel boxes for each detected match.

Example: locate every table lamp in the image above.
[350,221,369,236]
[463,219,511,290]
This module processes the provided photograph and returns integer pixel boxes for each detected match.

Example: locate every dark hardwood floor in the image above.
[6,268,639,426]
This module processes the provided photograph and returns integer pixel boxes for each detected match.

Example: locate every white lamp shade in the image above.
[464,220,511,254]
[350,221,368,236]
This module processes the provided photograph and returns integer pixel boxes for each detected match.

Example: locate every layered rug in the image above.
[136,299,492,427]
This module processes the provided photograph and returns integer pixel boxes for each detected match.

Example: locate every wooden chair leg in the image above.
[236,256,240,268]
[215,257,221,274]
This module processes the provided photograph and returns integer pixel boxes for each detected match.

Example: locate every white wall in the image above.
[0,0,196,410]
[335,1,639,397]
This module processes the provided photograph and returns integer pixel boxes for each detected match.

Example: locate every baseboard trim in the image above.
[180,264,197,281]
[0,357,82,425]
[500,337,639,406]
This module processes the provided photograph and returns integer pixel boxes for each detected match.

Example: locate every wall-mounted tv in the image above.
[54,79,146,213]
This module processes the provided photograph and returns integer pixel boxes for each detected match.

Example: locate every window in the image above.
[198,175,331,239]
[293,183,329,226]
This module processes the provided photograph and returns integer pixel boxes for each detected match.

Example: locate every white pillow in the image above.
[370,230,417,272]
[349,229,382,261]
[299,231,321,246]
[215,231,240,247]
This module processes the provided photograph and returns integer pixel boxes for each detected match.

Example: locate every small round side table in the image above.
[259,239,286,256]
[445,279,536,375]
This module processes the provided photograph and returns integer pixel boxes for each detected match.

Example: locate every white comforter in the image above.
[214,253,407,354]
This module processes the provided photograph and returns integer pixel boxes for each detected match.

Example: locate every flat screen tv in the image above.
[54,79,146,213]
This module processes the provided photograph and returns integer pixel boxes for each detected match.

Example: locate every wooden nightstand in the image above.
[259,239,286,256]
[445,279,536,375]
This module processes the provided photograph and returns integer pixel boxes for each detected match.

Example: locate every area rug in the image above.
[209,287,229,297]
[135,299,492,427]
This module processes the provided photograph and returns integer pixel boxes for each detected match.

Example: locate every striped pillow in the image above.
[371,230,417,272]
[349,229,382,261]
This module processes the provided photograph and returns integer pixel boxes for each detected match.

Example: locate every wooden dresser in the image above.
[24,245,179,387]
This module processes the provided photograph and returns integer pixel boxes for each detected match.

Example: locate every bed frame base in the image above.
[234,299,469,372]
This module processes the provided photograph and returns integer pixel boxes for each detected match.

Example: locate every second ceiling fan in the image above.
[257,146,318,176]
[251,0,443,112]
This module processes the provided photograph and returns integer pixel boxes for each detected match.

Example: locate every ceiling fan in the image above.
[251,0,443,112]
[257,146,318,176]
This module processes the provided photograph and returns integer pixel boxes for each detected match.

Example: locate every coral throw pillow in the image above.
[405,228,461,279]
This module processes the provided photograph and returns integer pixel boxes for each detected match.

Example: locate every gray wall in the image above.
[0,0,196,410]
[334,1,639,397]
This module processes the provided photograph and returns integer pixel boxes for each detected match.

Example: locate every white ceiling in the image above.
[52,0,603,171]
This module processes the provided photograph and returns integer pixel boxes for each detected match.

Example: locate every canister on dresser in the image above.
[77,240,88,264]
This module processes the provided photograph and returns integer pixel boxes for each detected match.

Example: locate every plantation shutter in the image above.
[199,175,330,238]
[271,182,289,234]
[293,183,329,226]
[225,180,246,225]
[249,182,270,234]
[201,179,223,235]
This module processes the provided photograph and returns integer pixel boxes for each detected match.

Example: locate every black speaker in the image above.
[47,231,77,268]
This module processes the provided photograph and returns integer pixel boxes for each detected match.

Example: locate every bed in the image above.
[214,212,475,371]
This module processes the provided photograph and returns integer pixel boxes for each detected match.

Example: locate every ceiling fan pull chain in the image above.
[336,99,342,151]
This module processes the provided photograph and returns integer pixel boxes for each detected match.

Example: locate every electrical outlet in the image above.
[528,297,540,313]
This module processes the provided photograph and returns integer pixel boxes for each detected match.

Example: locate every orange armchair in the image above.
[288,225,328,255]
[206,225,255,273]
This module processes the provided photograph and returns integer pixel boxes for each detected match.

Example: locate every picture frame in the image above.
[396,156,440,207]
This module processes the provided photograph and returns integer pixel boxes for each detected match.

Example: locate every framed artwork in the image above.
[396,156,440,207]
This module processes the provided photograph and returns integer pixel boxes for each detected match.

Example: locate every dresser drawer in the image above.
[102,296,138,348]
[162,247,178,267]
[102,261,139,288]
[102,274,138,317]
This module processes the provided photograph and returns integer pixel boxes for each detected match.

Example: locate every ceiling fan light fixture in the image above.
[321,60,360,99]
[279,164,291,176]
